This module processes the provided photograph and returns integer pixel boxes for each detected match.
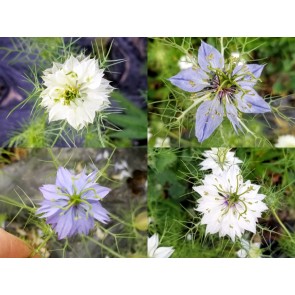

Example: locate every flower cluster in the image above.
[193,148,268,242]
[169,41,271,142]
[37,167,111,240]
[40,55,113,130]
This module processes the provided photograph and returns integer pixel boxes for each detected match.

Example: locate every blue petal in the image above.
[168,68,209,92]
[39,184,69,201]
[55,208,75,240]
[72,169,88,194]
[82,184,111,200]
[56,167,74,195]
[236,88,271,113]
[198,41,224,72]
[86,170,98,183]
[89,201,110,224]
[72,207,94,236]
[233,64,265,88]
[247,64,265,79]
[195,98,224,142]
[225,101,242,133]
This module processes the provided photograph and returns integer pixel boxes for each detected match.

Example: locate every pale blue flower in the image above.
[37,167,111,240]
[169,41,271,142]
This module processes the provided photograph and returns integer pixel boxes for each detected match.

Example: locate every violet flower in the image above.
[37,167,111,240]
[169,41,271,142]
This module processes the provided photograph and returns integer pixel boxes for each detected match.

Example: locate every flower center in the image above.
[209,67,237,101]
[61,86,80,106]
[69,193,82,206]
[228,192,240,204]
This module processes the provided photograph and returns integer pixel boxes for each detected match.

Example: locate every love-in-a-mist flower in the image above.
[148,233,174,258]
[193,166,268,242]
[37,167,111,240]
[169,41,271,142]
[199,148,242,174]
[40,55,113,130]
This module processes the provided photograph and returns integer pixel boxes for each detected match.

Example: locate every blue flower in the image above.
[37,167,111,240]
[169,41,271,142]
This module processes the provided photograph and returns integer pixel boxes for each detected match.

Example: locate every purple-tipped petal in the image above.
[168,68,209,92]
[236,88,271,113]
[195,98,224,142]
[225,101,242,133]
[198,41,224,72]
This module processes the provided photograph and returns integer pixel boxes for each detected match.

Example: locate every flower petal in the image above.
[89,201,110,224]
[148,234,159,257]
[54,208,75,240]
[153,247,174,258]
[225,101,242,133]
[195,98,224,142]
[198,41,224,72]
[236,88,271,113]
[39,184,69,201]
[234,64,265,88]
[56,167,74,194]
[168,68,209,92]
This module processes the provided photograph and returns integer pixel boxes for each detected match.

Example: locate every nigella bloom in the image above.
[40,55,113,130]
[193,166,268,242]
[200,148,242,174]
[37,167,111,240]
[169,41,271,142]
[148,233,174,258]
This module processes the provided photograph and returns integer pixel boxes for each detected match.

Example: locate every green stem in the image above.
[220,37,224,58]
[51,121,67,147]
[97,122,105,148]
[47,148,61,169]
[85,235,124,258]
[30,232,54,257]
[176,96,207,122]
[271,207,293,239]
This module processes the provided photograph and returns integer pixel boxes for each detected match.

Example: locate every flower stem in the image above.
[176,96,207,122]
[30,232,53,257]
[51,121,67,147]
[85,235,124,258]
[271,207,293,239]
[220,37,224,58]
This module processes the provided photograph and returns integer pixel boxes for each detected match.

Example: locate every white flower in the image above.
[237,238,262,258]
[178,55,197,70]
[199,148,242,175]
[40,55,113,130]
[148,233,174,258]
[193,166,268,242]
[275,135,295,147]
